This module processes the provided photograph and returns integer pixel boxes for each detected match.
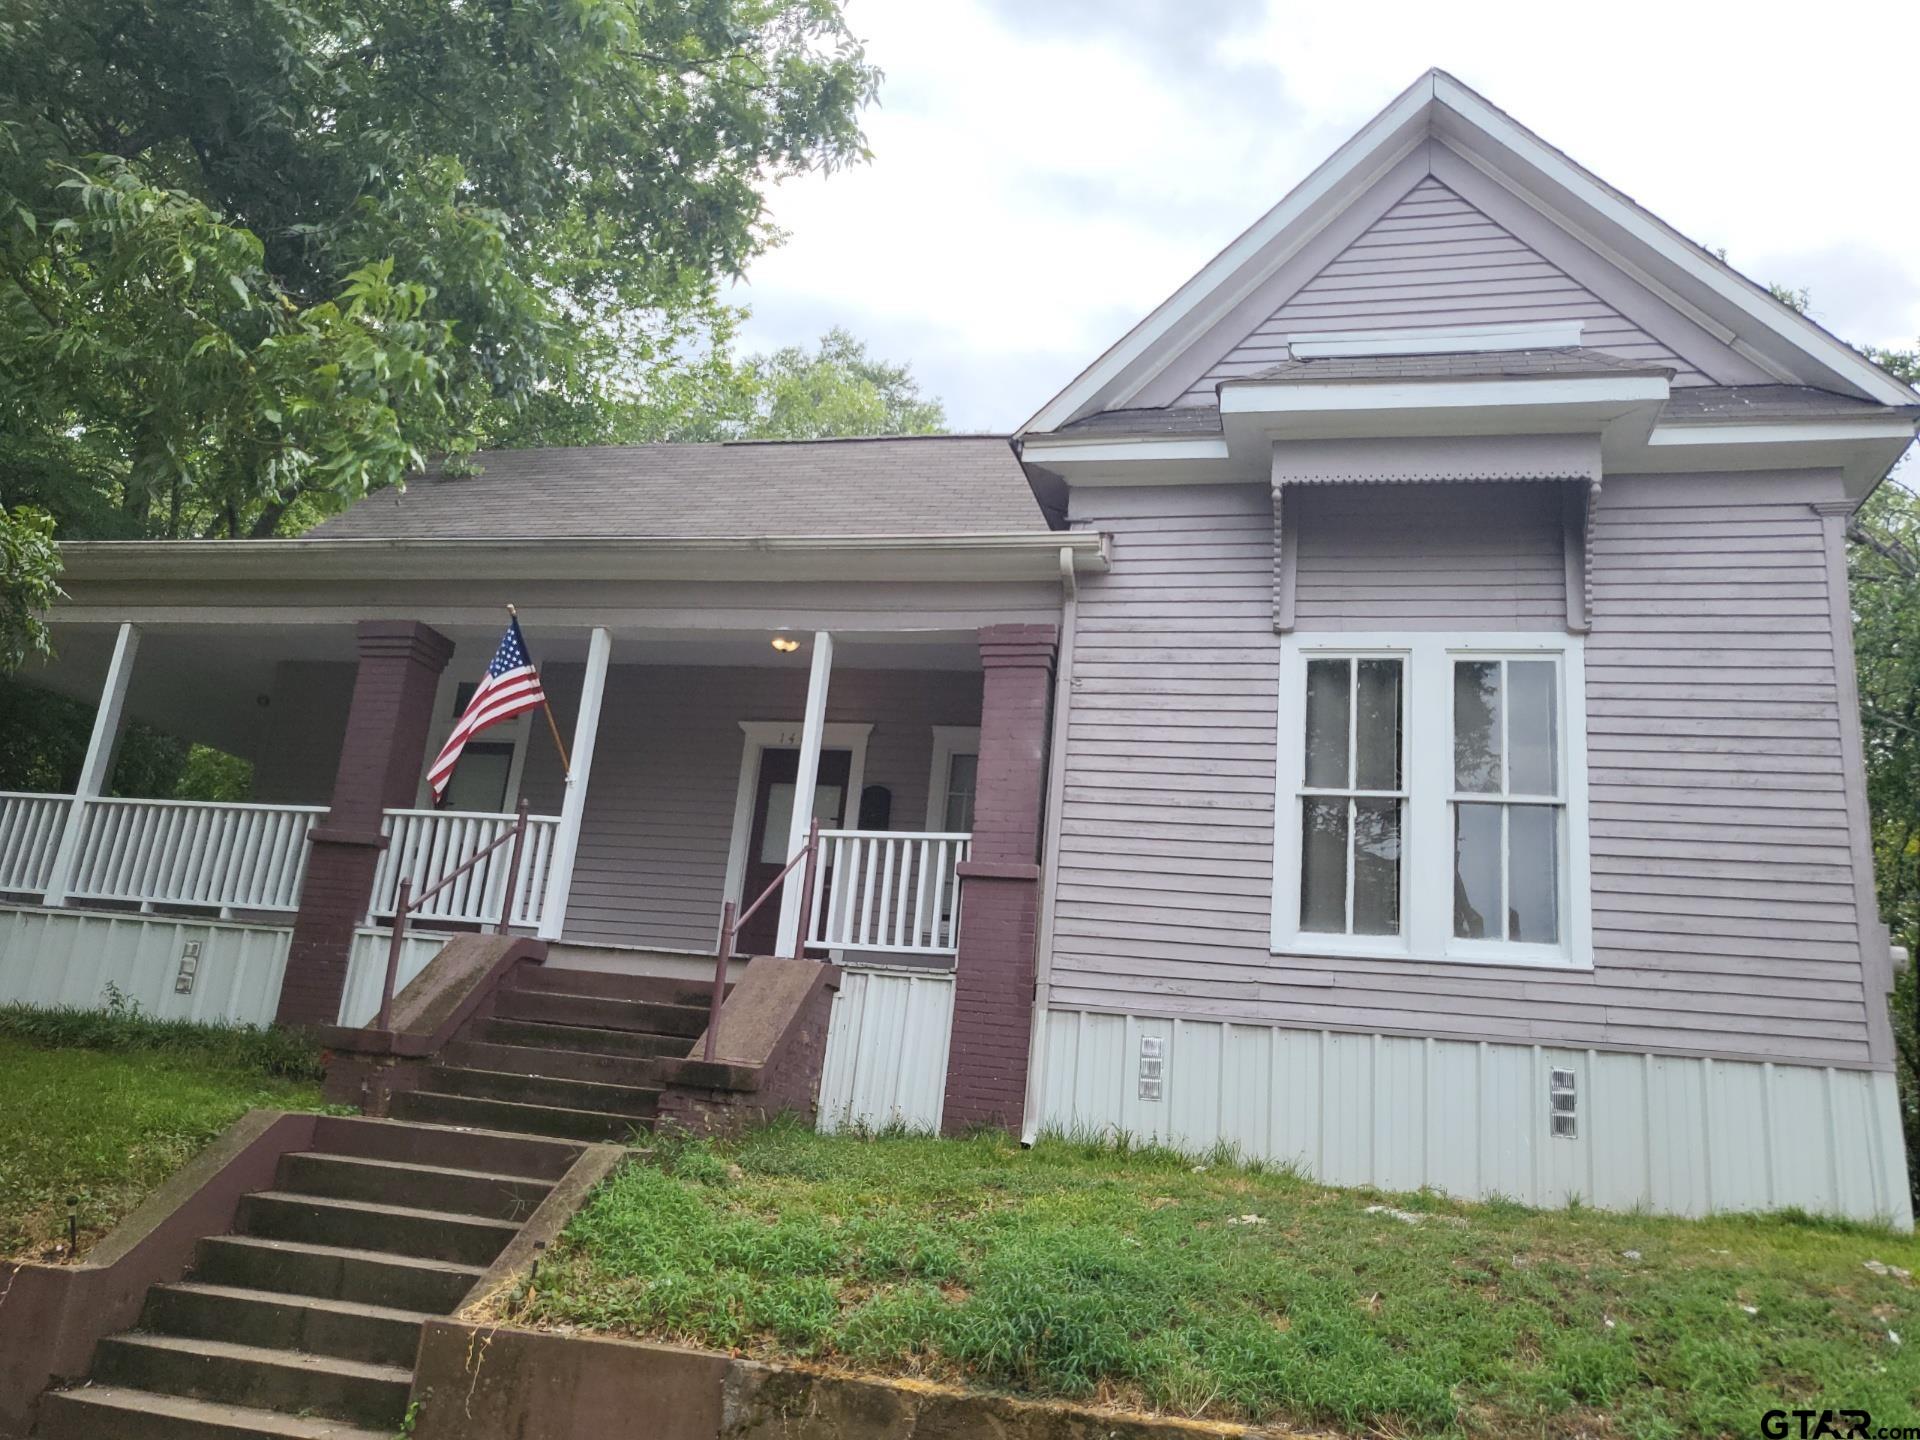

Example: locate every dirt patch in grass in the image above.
[511,1123,1920,1439]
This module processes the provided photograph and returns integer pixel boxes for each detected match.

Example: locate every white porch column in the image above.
[775,630,833,955]
[537,626,611,941]
[43,622,141,906]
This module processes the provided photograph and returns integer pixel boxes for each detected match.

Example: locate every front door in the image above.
[737,747,852,956]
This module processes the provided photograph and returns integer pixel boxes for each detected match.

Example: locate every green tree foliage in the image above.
[0,505,59,671]
[723,326,947,439]
[0,0,878,538]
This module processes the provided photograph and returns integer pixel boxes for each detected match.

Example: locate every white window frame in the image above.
[925,725,982,832]
[1272,631,1593,970]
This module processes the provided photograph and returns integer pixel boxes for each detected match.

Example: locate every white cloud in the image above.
[731,0,1920,429]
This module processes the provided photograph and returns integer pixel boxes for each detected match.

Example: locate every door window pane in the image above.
[1453,661,1502,793]
[761,781,845,863]
[1453,802,1502,940]
[1507,805,1560,943]
[943,753,978,832]
[1304,659,1351,788]
[1352,799,1401,935]
[1508,661,1558,796]
[1299,799,1349,933]
[442,742,513,813]
[1355,659,1403,790]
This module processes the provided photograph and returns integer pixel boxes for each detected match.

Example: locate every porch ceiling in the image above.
[19,622,984,760]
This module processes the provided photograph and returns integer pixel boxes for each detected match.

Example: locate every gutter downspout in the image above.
[1021,543,1080,1145]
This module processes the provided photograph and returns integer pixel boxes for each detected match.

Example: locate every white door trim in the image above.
[924,725,982,831]
[722,720,873,918]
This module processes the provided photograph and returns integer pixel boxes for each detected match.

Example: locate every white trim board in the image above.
[722,720,873,919]
[1287,321,1586,359]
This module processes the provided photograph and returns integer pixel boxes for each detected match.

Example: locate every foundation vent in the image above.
[1549,1068,1577,1139]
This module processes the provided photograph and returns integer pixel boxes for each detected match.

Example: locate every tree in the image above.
[0,0,879,538]
[724,326,948,439]
[0,506,59,673]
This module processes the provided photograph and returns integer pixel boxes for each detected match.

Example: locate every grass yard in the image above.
[517,1123,1920,1439]
[0,1004,331,1260]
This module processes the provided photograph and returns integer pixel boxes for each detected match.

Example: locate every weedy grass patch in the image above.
[521,1121,1920,1439]
[0,1000,331,1258]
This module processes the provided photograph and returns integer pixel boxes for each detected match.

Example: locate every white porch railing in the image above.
[0,792,68,896]
[67,797,325,912]
[371,807,561,930]
[810,829,970,956]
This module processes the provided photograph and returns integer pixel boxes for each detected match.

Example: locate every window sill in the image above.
[1272,935,1594,972]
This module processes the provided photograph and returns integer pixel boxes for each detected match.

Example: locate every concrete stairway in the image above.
[40,1115,584,1440]
[387,965,712,1143]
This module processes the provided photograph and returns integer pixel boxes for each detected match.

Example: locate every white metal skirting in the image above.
[1038,1009,1915,1230]
[0,903,292,1025]
[817,969,954,1132]
[337,928,453,1029]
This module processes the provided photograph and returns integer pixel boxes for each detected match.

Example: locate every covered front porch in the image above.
[0,618,1000,1020]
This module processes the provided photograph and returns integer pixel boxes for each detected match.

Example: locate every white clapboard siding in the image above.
[1186,175,1705,400]
[1038,1009,1912,1229]
[66,799,324,912]
[0,903,292,1025]
[812,831,969,955]
[817,969,954,1132]
[1052,475,1878,1068]
[371,809,560,929]
[0,792,67,896]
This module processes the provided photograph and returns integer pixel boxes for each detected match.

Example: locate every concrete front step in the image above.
[423,1063,662,1118]
[280,1150,554,1222]
[444,1037,666,1088]
[91,1334,412,1431]
[478,1016,689,1060]
[508,964,715,1008]
[237,1191,519,1268]
[192,1236,483,1315]
[310,1113,583,1181]
[41,1384,390,1440]
[390,1087,654,1144]
[488,987,708,1037]
[139,1283,427,1369]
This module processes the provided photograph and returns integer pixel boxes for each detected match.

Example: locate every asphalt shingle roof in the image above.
[1241,346,1673,383]
[309,436,1048,540]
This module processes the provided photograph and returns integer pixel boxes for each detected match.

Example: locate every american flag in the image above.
[426,617,546,803]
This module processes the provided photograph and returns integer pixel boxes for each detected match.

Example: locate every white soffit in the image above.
[1021,70,1916,433]
[1270,433,1601,486]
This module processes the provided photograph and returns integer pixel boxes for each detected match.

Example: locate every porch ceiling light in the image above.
[771,635,800,653]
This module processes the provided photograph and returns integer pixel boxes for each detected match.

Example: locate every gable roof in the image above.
[308,436,1049,541]
[1023,70,1917,432]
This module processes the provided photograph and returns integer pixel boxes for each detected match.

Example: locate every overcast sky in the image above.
[727,0,1920,432]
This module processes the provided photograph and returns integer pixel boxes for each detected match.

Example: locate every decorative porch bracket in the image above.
[42,622,140,907]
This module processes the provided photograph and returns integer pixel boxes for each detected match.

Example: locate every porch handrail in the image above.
[704,818,821,1063]
[66,796,326,914]
[811,828,970,956]
[376,799,531,1032]
[372,806,560,931]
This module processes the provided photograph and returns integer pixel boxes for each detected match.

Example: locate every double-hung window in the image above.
[1273,633,1591,968]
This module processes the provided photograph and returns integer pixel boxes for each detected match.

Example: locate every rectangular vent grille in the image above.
[1138,1035,1164,1102]
[1549,1068,1577,1139]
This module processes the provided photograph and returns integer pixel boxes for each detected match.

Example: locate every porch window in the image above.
[1273,633,1591,969]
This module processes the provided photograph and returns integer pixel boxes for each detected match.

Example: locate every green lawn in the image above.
[0,1009,330,1260]
[518,1124,1920,1439]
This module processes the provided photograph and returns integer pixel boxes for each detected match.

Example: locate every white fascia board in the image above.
[1430,74,1918,408]
[57,532,1114,584]
[1645,419,1919,451]
[1221,374,1671,418]
[1288,320,1584,359]
[1016,437,1232,466]
[1625,418,1917,496]
[1017,76,1439,435]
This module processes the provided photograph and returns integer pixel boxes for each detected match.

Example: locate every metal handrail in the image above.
[375,798,531,1032]
[704,818,820,1063]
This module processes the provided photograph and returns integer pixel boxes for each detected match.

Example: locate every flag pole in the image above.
[509,604,571,779]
